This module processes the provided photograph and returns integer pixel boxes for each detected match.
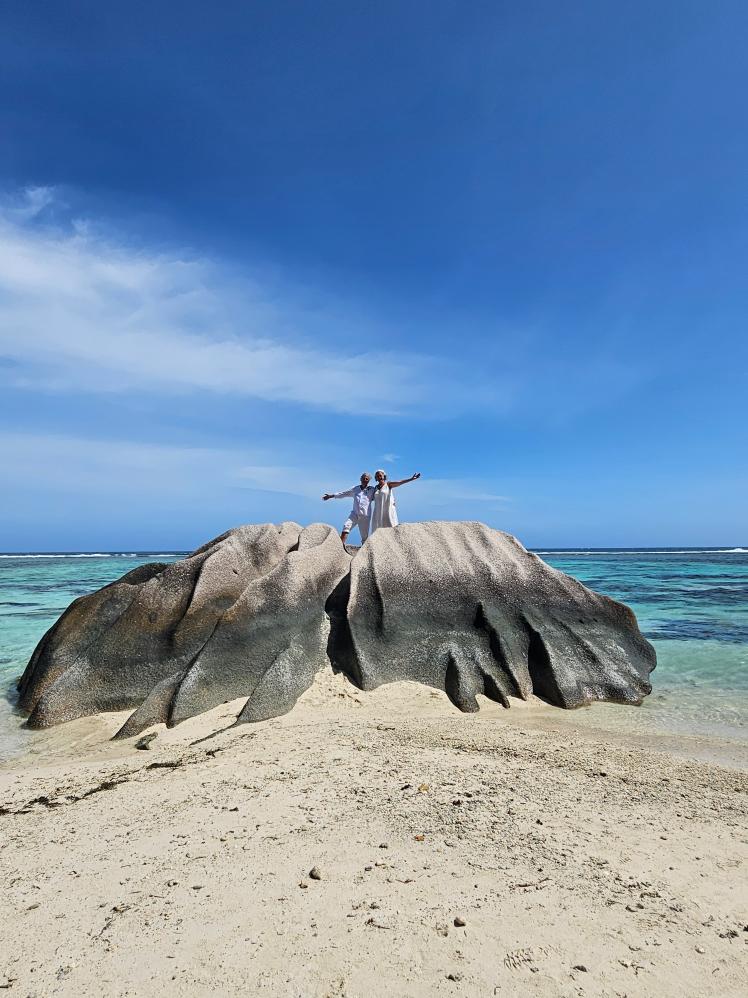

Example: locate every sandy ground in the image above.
[1,670,746,998]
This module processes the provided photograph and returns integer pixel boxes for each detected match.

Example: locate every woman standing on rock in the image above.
[369,469,421,534]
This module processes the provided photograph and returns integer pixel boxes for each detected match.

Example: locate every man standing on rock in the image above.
[322,472,376,545]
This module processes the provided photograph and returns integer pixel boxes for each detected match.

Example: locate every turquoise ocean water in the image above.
[1,547,746,759]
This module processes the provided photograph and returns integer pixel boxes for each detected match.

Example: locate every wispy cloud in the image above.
[1,185,56,222]
[1,432,510,515]
[0,431,243,496]
[0,188,484,417]
[233,464,512,508]
[415,478,511,506]
[0,188,647,431]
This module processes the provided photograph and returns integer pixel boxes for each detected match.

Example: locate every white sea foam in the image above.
[0,553,112,559]
[2,548,743,559]
[0,552,182,559]
[535,549,748,556]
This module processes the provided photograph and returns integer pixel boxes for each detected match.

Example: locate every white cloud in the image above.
[0,432,510,515]
[2,185,56,222]
[0,186,655,445]
[414,478,511,506]
[234,464,327,499]
[0,431,239,495]
[0,189,476,416]
[233,464,512,507]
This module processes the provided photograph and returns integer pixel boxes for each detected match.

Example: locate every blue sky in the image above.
[1,0,746,550]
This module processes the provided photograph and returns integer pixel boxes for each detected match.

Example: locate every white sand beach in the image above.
[1,670,746,997]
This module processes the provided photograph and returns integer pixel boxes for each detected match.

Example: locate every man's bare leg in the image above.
[341,531,350,544]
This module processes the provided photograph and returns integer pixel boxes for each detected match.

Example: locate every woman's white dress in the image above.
[369,484,398,533]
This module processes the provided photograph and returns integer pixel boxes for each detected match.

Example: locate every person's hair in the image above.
[361,471,371,478]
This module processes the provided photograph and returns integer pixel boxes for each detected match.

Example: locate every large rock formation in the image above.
[330,522,655,711]
[18,522,349,735]
[18,521,656,736]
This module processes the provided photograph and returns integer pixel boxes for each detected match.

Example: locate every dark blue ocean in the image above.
[1,547,746,758]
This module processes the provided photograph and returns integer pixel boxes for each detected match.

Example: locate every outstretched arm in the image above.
[322,486,357,501]
[388,472,421,489]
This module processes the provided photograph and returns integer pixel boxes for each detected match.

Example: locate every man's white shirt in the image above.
[333,484,376,520]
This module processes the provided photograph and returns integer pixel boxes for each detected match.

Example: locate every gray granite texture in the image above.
[328,521,655,711]
[18,522,350,734]
[18,521,655,735]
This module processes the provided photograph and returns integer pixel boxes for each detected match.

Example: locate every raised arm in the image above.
[388,472,421,489]
[322,486,357,501]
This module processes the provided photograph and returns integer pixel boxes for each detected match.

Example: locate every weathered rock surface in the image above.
[18,521,655,736]
[18,522,349,735]
[329,521,655,711]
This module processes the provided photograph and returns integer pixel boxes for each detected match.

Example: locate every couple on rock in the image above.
[322,469,421,544]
